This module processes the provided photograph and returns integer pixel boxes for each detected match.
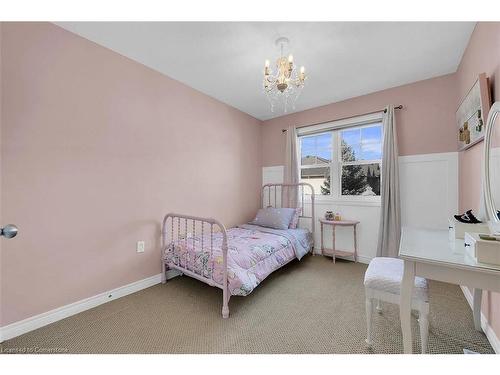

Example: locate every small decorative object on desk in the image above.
[334,212,341,221]
[454,209,482,224]
[325,211,334,221]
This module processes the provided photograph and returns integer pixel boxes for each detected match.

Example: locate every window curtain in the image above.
[376,105,401,257]
[283,125,300,208]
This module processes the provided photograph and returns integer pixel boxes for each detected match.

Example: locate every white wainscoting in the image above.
[399,152,458,230]
[263,152,458,263]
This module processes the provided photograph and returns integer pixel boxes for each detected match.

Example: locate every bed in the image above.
[160,183,316,318]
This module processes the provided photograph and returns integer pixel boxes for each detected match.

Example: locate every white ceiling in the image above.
[55,22,475,121]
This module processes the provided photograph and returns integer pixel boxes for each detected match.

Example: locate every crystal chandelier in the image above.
[263,37,307,113]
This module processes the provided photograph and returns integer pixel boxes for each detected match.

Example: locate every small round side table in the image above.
[319,219,359,263]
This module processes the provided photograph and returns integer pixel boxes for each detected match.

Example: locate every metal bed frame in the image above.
[161,183,315,318]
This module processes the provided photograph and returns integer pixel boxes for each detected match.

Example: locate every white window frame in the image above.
[298,112,383,205]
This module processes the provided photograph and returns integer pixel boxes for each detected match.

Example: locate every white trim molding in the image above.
[0,274,162,343]
[460,286,500,353]
[296,111,383,136]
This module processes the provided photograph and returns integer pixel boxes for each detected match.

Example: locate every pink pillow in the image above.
[289,208,302,229]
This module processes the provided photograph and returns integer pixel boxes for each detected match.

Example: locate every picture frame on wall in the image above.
[456,72,491,151]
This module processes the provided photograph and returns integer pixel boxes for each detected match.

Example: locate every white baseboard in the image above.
[460,286,500,353]
[0,273,162,343]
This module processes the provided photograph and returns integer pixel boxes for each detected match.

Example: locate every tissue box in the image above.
[448,218,490,240]
[464,232,500,266]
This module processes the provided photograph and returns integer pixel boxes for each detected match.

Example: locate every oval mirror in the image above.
[484,101,500,233]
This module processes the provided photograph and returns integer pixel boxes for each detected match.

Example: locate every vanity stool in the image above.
[364,257,429,353]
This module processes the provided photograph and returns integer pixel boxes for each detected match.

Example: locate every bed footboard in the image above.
[161,213,230,318]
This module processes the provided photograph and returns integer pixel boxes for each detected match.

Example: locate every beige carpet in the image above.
[1,256,494,354]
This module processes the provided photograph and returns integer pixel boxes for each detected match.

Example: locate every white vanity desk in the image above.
[399,227,500,354]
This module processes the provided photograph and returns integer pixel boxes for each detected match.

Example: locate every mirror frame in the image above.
[483,101,500,226]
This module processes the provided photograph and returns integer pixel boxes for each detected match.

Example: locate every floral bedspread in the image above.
[163,225,312,296]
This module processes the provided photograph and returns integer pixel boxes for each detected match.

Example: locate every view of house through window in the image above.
[299,122,382,198]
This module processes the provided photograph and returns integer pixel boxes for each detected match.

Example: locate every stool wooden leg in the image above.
[419,310,429,354]
[365,297,373,346]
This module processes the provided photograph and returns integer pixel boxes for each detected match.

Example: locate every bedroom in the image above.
[1,0,500,372]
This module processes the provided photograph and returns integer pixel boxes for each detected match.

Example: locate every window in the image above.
[299,121,382,199]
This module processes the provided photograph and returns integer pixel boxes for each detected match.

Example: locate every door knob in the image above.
[1,224,18,239]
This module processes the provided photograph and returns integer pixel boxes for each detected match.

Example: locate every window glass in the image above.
[341,163,380,196]
[300,133,332,165]
[341,124,382,162]
[300,133,332,195]
[360,125,382,160]
[300,164,331,196]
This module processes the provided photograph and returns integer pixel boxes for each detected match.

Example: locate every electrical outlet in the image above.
[136,241,145,253]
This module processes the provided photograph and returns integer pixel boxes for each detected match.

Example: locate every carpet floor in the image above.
[1,256,494,354]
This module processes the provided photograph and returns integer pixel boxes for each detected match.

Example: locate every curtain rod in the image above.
[281,105,403,133]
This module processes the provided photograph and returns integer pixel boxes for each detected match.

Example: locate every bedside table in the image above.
[319,219,359,263]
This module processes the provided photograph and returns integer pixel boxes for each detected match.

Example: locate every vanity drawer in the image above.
[464,232,500,265]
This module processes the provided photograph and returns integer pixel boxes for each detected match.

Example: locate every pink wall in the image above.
[262,73,457,166]
[456,22,500,338]
[0,22,262,326]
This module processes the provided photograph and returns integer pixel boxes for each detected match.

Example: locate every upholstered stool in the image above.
[364,257,429,353]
